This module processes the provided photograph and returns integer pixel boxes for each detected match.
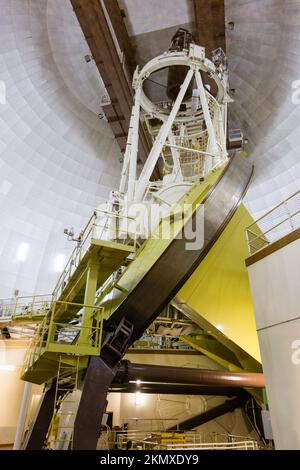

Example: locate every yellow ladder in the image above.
[46,356,80,450]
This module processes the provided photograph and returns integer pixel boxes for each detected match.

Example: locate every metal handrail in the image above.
[162,441,258,450]
[0,294,52,321]
[22,301,104,373]
[98,429,259,451]
[52,209,136,301]
[252,189,300,225]
[0,294,52,303]
[246,189,300,255]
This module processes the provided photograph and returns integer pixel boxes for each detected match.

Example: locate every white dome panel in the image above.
[0,0,122,297]
[226,0,300,218]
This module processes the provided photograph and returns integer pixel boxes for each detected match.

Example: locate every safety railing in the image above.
[52,209,136,301]
[131,335,194,351]
[104,428,197,450]
[22,314,51,374]
[0,294,52,322]
[246,190,300,255]
[160,440,259,450]
[22,301,104,373]
[47,301,103,355]
[161,131,209,184]
[97,429,259,451]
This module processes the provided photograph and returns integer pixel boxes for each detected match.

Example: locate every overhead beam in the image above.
[103,0,136,76]
[70,0,149,159]
[193,0,226,96]
[193,0,226,58]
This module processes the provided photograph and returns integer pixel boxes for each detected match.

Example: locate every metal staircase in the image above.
[46,356,80,450]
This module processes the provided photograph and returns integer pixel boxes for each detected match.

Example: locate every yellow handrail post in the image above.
[77,260,99,348]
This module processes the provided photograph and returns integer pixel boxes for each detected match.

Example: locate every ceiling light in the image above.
[54,253,66,273]
[16,243,29,262]
[0,365,16,372]
[135,391,145,406]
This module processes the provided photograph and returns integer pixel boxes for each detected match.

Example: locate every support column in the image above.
[127,87,141,201]
[13,381,32,450]
[24,381,56,450]
[195,69,219,159]
[78,261,99,347]
[73,357,117,450]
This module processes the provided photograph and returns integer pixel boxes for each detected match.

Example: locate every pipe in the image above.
[109,383,243,396]
[168,395,247,431]
[116,361,265,389]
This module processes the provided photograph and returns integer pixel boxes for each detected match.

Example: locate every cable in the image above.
[145,78,168,89]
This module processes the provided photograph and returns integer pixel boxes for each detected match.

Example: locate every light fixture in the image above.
[54,253,66,273]
[0,365,16,372]
[216,324,224,332]
[64,228,81,243]
[135,391,144,406]
[16,243,29,262]
[136,379,141,386]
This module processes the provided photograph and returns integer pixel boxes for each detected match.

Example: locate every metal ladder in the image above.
[46,356,80,450]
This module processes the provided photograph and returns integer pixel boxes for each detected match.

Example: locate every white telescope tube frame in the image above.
[119,48,229,204]
[119,88,141,199]
[127,87,141,201]
[194,69,220,160]
[119,106,135,195]
[136,68,194,202]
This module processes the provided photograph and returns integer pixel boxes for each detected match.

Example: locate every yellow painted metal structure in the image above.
[2,165,262,391]
[99,164,227,318]
[0,294,52,327]
[2,167,226,386]
[177,204,261,364]
[19,211,136,385]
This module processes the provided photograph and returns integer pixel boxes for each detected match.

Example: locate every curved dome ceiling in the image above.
[226,0,300,218]
[0,0,122,298]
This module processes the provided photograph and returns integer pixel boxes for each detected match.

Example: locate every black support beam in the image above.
[193,0,226,57]
[168,395,248,431]
[193,0,226,95]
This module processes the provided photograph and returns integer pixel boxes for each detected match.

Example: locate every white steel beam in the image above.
[195,69,219,159]
[119,88,141,196]
[136,68,194,202]
[127,87,141,201]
